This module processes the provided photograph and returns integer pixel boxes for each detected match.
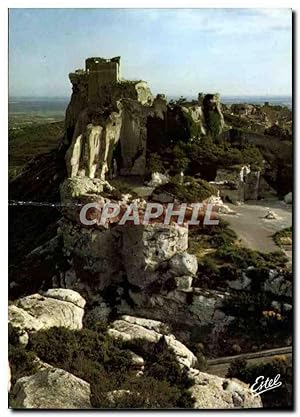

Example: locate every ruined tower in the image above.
[85,56,121,104]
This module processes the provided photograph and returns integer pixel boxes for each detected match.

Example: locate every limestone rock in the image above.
[284,192,292,204]
[121,224,188,288]
[147,172,170,187]
[108,315,196,368]
[264,272,292,298]
[227,273,251,291]
[188,369,262,409]
[60,176,112,202]
[10,368,91,409]
[169,252,198,276]
[202,94,225,137]
[264,209,277,219]
[174,276,193,291]
[42,288,86,309]
[59,222,123,291]
[104,390,133,407]
[188,294,218,322]
[65,109,122,180]
[9,290,85,340]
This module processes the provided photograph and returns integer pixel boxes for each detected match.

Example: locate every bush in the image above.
[91,376,185,409]
[120,337,195,408]
[9,345,38,386]
[27,328,195,409]
[273,227,292,247]
[104,180,138,200]
[153,176,216,203]
[147,153,166,174]
[29,327,133,384]
[215,246,288,270]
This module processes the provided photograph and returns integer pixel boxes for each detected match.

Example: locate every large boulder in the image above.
[147,172,169,187]
[227,272,251,291]
[108,315,196,368]
[169,252,198,276]
[188,369,262,409]
[284,192,292,204]
[10,368,91,409]
[8,289,86,343]
[121,224,188,288]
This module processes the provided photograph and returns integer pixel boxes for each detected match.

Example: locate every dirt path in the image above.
[207,346,292,377]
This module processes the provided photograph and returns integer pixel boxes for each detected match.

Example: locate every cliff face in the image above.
[64,60,154,177]
[66,107,123,180]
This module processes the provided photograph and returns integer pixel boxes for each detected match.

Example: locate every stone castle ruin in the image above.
[64,56,224,180]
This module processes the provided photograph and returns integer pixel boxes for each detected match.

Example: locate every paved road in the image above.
[221,199,292,255]
[207,346,292,377]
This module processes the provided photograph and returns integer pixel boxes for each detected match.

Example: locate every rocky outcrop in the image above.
[8,289,85,344]
[264,270,292,298]
[202,94,225,137]
[117,288,226,341]
[188,369,262,409]
[10,368,91,409]
[147,172,169,187]
[121,224,189,288]
[108,315,197,368]
[169,252,198,276]
[214,165,275,202]
[66,108,123,180]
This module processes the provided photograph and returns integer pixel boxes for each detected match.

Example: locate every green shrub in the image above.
[8,323,21,347]
[153,176,216,203]
[147,153,166,174]
[215,246,287,270]
[104,180,138,200]
[273,227,292,247]
[27,328,194,409]
[9,345,38,386]
[123,337,193,389]
[91,375,186,409]
[119,337,195,408]
[29,327,132,382]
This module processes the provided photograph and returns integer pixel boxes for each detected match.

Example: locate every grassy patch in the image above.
[9,121,64,179]
[273,227,292,247]
[153,175,217,203]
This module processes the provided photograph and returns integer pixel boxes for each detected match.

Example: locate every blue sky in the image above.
[9,8,292,98]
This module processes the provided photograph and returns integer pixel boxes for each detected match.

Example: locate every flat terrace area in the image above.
[222,199,292,259]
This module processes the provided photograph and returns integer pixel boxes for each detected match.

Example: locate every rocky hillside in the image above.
[8,56,292,409]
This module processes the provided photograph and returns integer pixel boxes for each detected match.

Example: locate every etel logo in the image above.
[250,374,282,397]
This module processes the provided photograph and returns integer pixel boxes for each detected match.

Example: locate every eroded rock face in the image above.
[8,289,85,343]
[202,94,225,137]
[10,368,91,409]
[66,108,123,180]
[188,369,262,409]
[121,224,189,288]
[169,252,198,276]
